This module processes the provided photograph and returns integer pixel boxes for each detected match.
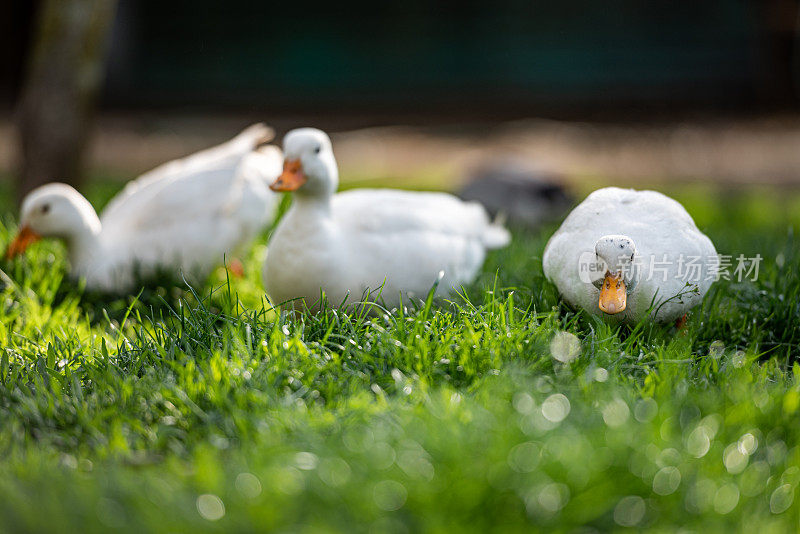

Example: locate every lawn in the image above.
[0,180,799,533]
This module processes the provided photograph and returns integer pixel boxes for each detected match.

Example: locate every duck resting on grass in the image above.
[263,128,510,312]
[543,187,718,324]
[6,124,281,292]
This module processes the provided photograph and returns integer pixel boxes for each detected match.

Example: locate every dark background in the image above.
[2,0,799,119]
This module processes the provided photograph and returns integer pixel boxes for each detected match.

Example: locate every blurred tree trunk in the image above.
[15,0,117,201]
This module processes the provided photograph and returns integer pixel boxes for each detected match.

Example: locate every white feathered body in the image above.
[543,187,718,323]
[264,189,510,310]
[73,125,281,291]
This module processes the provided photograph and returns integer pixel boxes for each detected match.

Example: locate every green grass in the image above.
[0,183,799,533]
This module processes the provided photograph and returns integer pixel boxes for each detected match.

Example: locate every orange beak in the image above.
[270,159,307,192]
[598,272,626,315]
[6,225,41,260]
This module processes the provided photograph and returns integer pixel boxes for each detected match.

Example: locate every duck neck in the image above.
[292,192,333,218]
[65,214,102,269]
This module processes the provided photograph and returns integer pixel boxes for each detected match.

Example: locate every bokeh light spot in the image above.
[737,433,758,456]
[770,484,794,514]
[634,398,658,423]
[614,495,646,527]
[740,461,770,497]
[550,331,581,363]
[593,367,609,382]
[235,472,262,499]
[294,451,319,470]
[196,494,225,521]
[709,340,725,359]
[713,483,739,514]
[541,394,571,423]
[731,350,746,368]
[538,483,570,513]
[602,398,630,427]
[653,466,681,495]
[373,480,408,512]
[319,458,352,487]
[686,426,712,458]
[512,392,535,415]
[723,443,748,474]
[507,442,541,473]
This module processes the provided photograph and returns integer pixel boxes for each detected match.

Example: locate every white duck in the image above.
[263,128,510,311]
[543,187,718,324]
[7,124,281,292]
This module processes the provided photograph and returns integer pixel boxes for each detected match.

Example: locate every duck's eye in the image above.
[630,253,634,261]
[41,204,50,214]
[314,146,321,154]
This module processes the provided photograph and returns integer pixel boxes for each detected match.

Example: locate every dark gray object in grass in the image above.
[458,158,573,229]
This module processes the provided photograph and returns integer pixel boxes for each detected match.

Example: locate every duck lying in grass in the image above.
[263,128,510,312]
[6,124,281,292]
[543,187,718,324]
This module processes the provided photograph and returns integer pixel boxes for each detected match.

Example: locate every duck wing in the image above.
[333,189,509,290]
[334,189,509,247]
[98,124,280,278]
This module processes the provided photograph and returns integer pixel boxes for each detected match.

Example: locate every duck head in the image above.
[270,128,338,197]
[6,183,101,260]
[593,234,639,315]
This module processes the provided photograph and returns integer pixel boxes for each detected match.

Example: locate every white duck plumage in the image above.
[9,124,281,292]
[263,128,510,311]
[543,187,718,323]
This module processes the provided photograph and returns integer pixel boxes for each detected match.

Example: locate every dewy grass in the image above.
[0,186,799,532]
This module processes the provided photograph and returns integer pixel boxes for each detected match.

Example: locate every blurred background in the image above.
[1,0,799,214]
